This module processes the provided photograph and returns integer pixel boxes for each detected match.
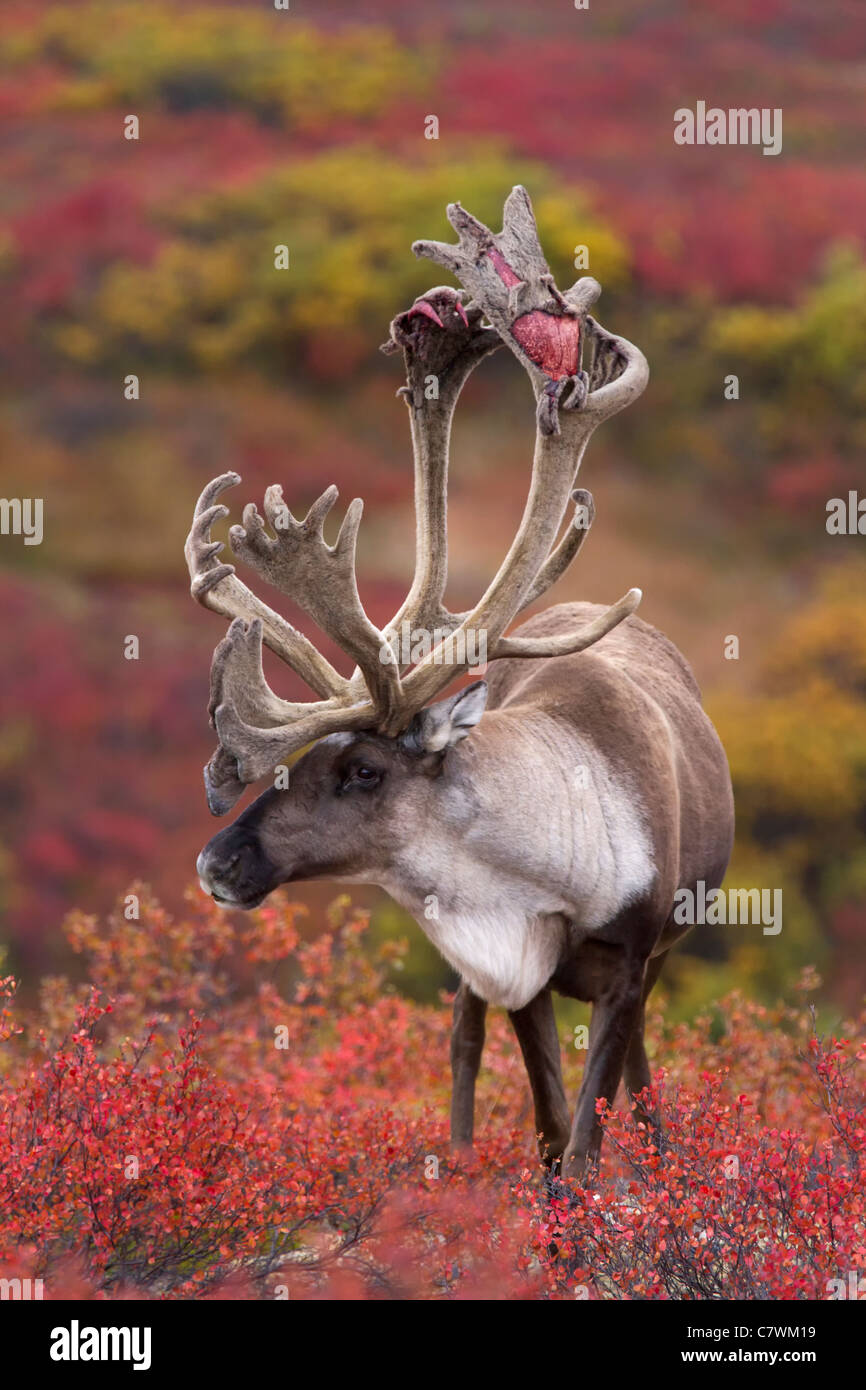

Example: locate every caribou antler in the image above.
[187,472,372,813]
[226,483,402,723]
[381,187,648,728]
[186,186,649,808]
[414,184,607,436]
[185,473,351,701]
[380,286,501,645]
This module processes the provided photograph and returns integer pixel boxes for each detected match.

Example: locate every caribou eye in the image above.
[339,763,383,793]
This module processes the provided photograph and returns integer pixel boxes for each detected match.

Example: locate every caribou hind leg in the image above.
[508,988,572,1167]
[561,950,650,1180]
[449,981,487,1148]
[623,949,668,1135]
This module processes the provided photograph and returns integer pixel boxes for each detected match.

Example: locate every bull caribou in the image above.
[188,188,734,1177]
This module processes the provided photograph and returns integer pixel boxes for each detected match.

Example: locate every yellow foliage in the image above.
[762,562,866,696]
[705,561,866,1005]
[712,679,866,828]
[55,146,630,372]
[707,306,798,363]
[706,245,866,410]
[3,6,424,127]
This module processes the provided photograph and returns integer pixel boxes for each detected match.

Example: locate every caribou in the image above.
[187,188,734,1178]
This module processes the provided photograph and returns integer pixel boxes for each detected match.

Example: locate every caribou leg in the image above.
[508,988,572,1166]
[450,981,487,1148]
[623,949,668,1134]
[562,951,649,1180]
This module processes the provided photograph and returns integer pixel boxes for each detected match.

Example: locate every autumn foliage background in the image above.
[1,0,866,1298]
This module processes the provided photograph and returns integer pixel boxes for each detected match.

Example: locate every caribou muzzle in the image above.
[196,824,280,911]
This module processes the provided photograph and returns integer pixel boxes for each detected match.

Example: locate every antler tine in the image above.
[185,473,349,701]
[212,696,373,786]
[582,319,650,419]
[201,689,376,816]
[519,488,595,610]
[202,617,348,817]
[208,617,339,729]
[227,480,404,724]
[490,587,643,660]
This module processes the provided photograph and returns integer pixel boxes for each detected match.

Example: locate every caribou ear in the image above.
[402,680,488,756]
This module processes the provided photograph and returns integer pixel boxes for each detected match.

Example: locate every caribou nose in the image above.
[196,842,240,898]
[195,831,276,909]
[196,848,210,889]
[196,848,209,883]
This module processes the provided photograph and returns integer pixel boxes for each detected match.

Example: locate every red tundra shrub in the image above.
[0,890,864,1299]
[522,1044,866,1300]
